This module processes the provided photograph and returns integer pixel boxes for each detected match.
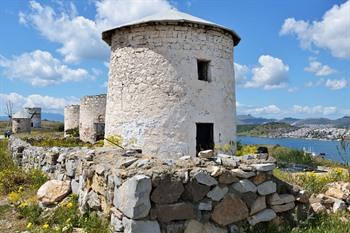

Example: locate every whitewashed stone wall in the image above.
[105,23,236,159]
[64,105,80,137]
[25,107,41,128]
[12,118,31,133]
[79,95,107,143]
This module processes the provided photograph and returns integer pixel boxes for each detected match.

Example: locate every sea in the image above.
[237,136,350,164]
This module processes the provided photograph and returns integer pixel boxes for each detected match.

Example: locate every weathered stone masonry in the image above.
[103,11,240,159]
[79,94,107,144]
[64,105,80,137]
[9,136,310,233]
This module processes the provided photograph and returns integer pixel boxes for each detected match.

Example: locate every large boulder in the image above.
[37,180,71,205]
[151,176,184,204]
[114,175,152,219]
[122,218,160,233]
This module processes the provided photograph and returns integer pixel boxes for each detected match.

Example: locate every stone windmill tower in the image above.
[102,9,240,158]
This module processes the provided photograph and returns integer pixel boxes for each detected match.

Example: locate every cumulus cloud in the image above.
[0,92,79,114]
[325,79,348,90]
[244,55,289,90]
[0,50,89,86]
[280,1,350,59]
[20,0,174,62]
[293,105,337,115]
[304,60,336,76]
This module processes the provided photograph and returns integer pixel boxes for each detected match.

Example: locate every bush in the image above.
[236,145,258,156]
[57,123,64,132]
[270,146,315,166]
[65,127,79,137]
[0,168,28,194]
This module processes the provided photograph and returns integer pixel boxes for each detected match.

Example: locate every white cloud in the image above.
[234,62,249,85]
[237,104,281,115]
[244,55,289,90]
[280,1,350,59]
[304,61,336,76]
[0,92,79,114]
[0,50,89,86]
[325,79,347,90]
[287,87,299,93]
[20,0,174,62]
[293,105,337,115]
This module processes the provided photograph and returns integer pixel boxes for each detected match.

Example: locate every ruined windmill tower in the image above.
[25,107,41,128]
[12,110,32,133]
[102,10,240,158]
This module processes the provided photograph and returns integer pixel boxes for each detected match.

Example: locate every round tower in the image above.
[12,110,32,133]
[79,94,107,143]
[64,105,80,137]
[102,10,240,158]
[25,107,41,128]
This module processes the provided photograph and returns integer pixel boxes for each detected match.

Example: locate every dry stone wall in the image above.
[105,23,236,159]
[8,136,310,233]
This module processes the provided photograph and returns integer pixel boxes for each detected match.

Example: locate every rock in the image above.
[325,182,350,200]
[231,169,255,179]
[228,224,239,233]
[198,199,212,211]
[71,179,80,195]
[66,160,76,177]
[111,212,124,232]
[114,175,152,219]
[210,166,222,177]
[333,199,347,213]
[248,209,276,226]
[184,220,203,233]
[268,193,295,205]
[221,158,237,168]
[257,181,276,195]
[251,173,268,185]
[211,194,249,226]
[232,179,257,193]
[251,163,275,172]
[37,180,71,205]
[218,171,239,184]
[271,202,295,213]
[180,155,191,160]
[207,186,228,201]
[152,202,195,222]
[198,150,214,158]
[151,176,184,204]
[87,191,101,210]
[194,171,218,186]
[182,180,210,202]
[250,196,266,215]
[122,218,160,233]
[296,190,309,204]
[203,222,227,233]
[164,222,185,233]
[116,157,138,168]
[95,164,106,175]
[311,202,326,214]
[184,220,227,233]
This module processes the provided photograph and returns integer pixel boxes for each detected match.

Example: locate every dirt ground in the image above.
[0,196,27,233]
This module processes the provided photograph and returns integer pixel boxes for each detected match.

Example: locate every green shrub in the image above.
[27,169,48,190]
[18,203,42,224]
[270,146,315,166]
[65,127,79,137]
[0,168,28,194]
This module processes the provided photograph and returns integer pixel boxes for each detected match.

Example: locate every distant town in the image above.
[237,114,350,140]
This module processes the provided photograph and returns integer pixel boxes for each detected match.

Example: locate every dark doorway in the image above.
[196,123,214,154]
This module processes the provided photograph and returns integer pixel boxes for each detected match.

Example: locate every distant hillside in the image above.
[237,122,298,137]
[237,114,275,125]
[237,114,350,128]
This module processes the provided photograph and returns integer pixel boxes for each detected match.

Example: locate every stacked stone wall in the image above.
[79,94,107,143]
[8,136,309,233]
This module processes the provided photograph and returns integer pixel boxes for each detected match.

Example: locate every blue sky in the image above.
[0,0,349,119]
